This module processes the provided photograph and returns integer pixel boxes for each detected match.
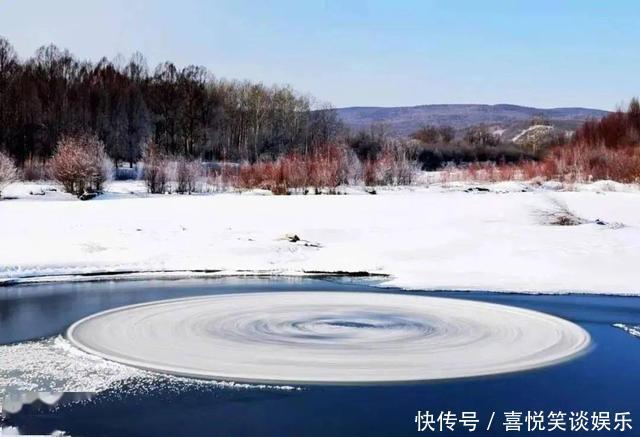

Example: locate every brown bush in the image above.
[50,135,111,197]
[234,145,351,194]
[363,150,417,186]
[0,151,18,197]
[143,143,169,194]
[228,143,418,193]
[176,158,202,194]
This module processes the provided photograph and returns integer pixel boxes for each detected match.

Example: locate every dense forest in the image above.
[0,37,341,165]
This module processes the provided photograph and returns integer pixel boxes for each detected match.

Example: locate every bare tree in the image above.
[464,125,500,147]
[628,98,640,136]
[142,142,168,194]
[0,38,18,153]
[438,125,455,144]
[176,157,202,194]
[411,125,440,144]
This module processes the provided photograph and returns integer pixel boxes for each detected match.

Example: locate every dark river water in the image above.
[1,277,639,436]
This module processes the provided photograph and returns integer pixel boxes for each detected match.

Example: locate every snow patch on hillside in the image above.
[511,124,554,143]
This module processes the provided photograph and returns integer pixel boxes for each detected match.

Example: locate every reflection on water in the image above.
[1,278,639,436]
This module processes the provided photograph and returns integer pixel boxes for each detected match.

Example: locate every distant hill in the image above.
[335,104,608,137]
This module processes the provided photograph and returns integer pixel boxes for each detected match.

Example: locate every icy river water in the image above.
[1,277,639,436]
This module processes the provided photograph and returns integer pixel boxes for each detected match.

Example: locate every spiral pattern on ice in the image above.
[66,292,590,384]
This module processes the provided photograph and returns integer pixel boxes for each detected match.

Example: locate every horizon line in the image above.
[334,102,612,112]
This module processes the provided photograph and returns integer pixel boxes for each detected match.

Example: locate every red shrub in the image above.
[307,145,345,190]
[281,154,308,190]
[232,144,352,194]
[502,97,640,183]
[573,99,640,150]
[543,143,640,183]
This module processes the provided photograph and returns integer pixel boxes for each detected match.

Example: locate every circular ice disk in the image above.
[66,292,590,384]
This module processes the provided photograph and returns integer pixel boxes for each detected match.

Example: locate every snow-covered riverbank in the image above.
[1,181,639,294]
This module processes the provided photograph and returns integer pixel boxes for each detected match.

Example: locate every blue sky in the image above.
[0,0,638,109]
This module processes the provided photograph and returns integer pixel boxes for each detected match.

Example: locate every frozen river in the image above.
[1,277,638,436]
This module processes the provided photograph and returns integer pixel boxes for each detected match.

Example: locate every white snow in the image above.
[1,180,640,294]
[0,335,294,412]
[511,124,554,143]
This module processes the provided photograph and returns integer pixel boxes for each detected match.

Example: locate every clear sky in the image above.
[0,0,638,110]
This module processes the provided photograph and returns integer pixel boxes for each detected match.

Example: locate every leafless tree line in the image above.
[0,37,341,166]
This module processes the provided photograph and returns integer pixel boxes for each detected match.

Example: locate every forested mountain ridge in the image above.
[335,104,608,137]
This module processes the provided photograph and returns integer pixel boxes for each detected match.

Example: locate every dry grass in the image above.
[535,198,587,226]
